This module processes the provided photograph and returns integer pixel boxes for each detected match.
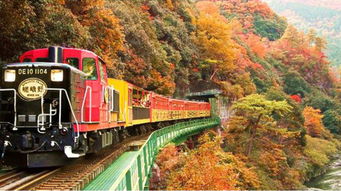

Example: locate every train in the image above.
[0,46,211,168]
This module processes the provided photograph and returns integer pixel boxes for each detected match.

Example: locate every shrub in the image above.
[303,136,338,167]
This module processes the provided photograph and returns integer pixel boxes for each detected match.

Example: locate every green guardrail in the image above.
[84,117,220,190]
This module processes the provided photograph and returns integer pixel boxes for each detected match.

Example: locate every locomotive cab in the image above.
[0,47,108,167]
[20,47,109,122]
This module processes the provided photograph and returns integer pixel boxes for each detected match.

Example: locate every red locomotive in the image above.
[0,47,210,167]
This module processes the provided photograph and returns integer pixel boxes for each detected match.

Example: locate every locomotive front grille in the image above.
[28,115,37,122]
[18,115,26,122]
[18,115,37,123]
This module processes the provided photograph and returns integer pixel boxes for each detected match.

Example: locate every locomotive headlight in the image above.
[4,70,16,82]
[51,69,63,82]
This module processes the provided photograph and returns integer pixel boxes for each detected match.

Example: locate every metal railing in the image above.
[84,117,220,190]
[81,86,92,123]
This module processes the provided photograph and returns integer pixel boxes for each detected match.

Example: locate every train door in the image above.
[81,51,101,122]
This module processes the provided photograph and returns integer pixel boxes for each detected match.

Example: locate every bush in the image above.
[304,92,336,113]
[323,110,341,134]
[303,136,338,167]
[253,15,287,41]
[283,71,311,97]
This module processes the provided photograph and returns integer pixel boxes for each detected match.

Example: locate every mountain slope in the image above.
[263,0,341,66]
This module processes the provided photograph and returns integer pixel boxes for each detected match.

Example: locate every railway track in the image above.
[0,170,24,188]
[0,124,167,190]
[22,134,150,190]
[0,134,147,190]
[0,135,143,190]
[0,169,59,190]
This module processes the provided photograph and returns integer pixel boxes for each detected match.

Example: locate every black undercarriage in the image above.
[0,124,77,167]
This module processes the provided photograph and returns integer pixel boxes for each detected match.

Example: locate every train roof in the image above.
[19,46,106,65]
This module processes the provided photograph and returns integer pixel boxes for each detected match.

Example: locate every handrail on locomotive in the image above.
[81,86,92,123]
[43,88,86,158]
[38,88,81,142]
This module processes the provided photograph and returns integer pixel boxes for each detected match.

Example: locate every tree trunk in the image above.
[246,115,262,156]
[247,129,254,156]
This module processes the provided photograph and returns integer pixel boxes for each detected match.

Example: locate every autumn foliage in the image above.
[290,95,302,103]
[243,33,267,58]
[303,107,331,138]
[154,133,260,190]
[194,1,257,99]
[1,0,341,189]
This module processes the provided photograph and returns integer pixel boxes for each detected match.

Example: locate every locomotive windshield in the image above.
[66,58,79,68]
[82,58,97,80]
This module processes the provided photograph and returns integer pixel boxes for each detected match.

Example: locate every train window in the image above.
[66,58,79,68]
[23,58,32,62]
[128,89,132,106]
[82,58,97,80]
[99,60,105,82]
[133,89,139,99]
[35,57,49,62]
[113,90,120,112]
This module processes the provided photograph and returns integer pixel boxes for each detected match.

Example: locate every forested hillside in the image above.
[263,0,341,66]
[0,0,340,189]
